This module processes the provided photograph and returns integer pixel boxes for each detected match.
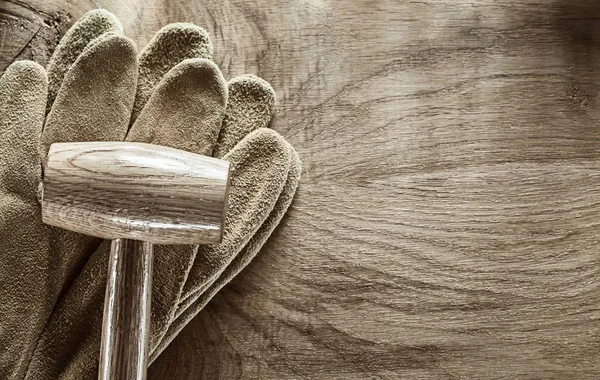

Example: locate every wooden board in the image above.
[3,0,600,378]
[0,0,68,72]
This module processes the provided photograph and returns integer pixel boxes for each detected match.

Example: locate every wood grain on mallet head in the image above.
[41,141,230,245]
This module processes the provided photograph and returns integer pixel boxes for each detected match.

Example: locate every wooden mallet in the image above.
[40,141,231,380]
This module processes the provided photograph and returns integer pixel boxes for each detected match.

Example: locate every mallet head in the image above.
[41,141,230,245]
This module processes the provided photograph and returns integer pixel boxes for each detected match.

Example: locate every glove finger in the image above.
[213,74,276,158]
[171,145,300,319]
[127,58,226,154]
[25,129,291,379]
[127,57,227,353]
[35,33,137,315]
[0,61,46,194]
[171,74,277,316]
[149,128,291,353]
[177,128,291,313]
[132,23,212,123]
[46,9,122,112]
[41,33,137,158]
[154,145,301,361]
[0,60,49,379]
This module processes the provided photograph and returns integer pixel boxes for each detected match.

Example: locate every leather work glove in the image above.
[0,9,300,380]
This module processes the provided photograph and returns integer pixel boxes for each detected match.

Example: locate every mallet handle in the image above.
[98,239,153,380]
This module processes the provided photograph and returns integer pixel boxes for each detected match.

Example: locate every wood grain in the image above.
[42,142,230,245]
[6,0,600,378]
[99,239,153,380]
[0,0,63,72]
